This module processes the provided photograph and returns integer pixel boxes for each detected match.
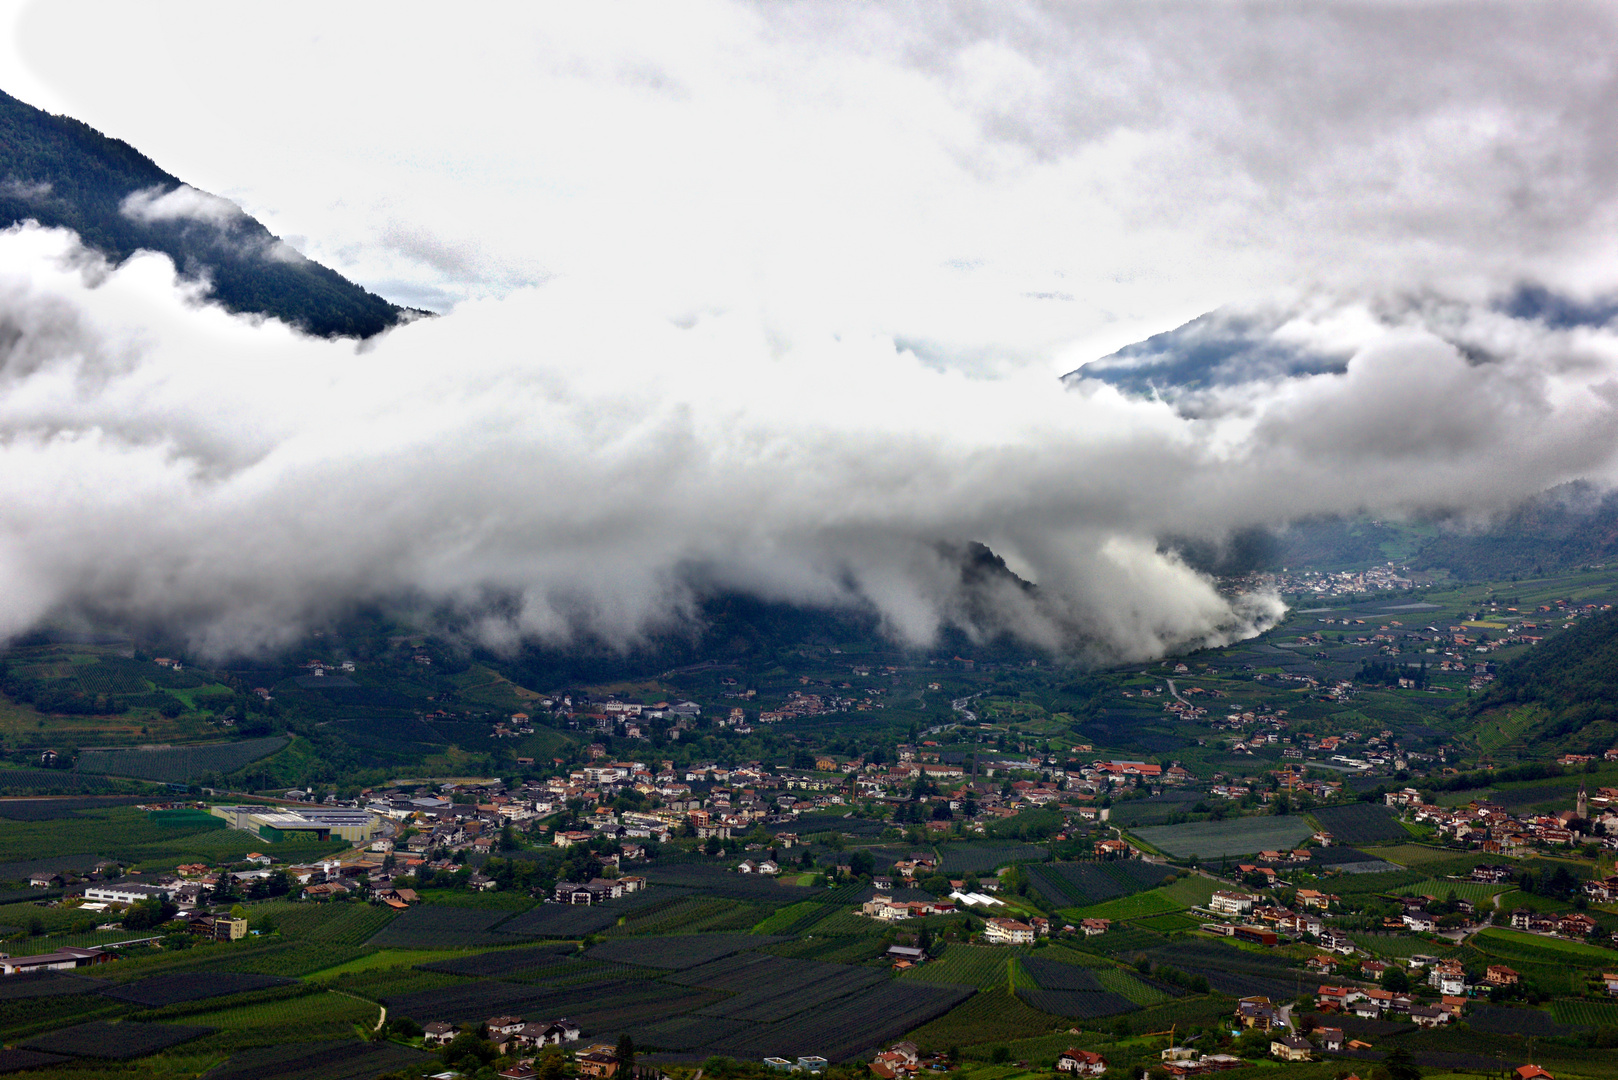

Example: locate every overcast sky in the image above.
[4,2,1618,660]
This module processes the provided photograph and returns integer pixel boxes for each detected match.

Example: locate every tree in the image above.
[616,1033,636,1069]
[536,1050,566,1080]
[1383,1046,1421,1080]
[122,897,178,930]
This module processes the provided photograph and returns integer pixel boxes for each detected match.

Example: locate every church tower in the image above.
[1578,781,1589,820]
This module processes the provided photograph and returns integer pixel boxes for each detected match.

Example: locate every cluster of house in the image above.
[423,1016,579,1054]
[860,895,956,921]
[1312,983,1469,1026]
[419,1018,644,1079]
[1387,785,1618,853]
[553,876,646,905]
[1204,890,1326,940]
[1054,1049,1108,1076]
[1263,564,1418,597]
[866,1040,948,1078]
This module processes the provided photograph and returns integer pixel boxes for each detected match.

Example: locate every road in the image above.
[1164,678,1189,705]
[950,692,985,723]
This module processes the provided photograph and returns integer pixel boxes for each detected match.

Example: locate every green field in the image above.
[901,944,1023,989]
[1551,997,1618,1027]
[1373,844,1480,868]
[1395,878,1510,903]
[1348,932,1464,960]
[1474,926,1618,965]
[1158,875,1218,907]
[1127,816,1313,859]
[1065,889,1184,922]
[903,989,1067,1051]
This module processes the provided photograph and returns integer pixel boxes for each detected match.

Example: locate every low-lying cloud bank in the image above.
[3,223,1618,662]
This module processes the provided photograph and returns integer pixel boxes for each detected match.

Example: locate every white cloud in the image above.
[3,5,1618,660]
[16,2,1618,339]
[0,223,1614,662]
[119,184,244,227]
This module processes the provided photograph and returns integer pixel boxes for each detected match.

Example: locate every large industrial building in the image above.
[210,805,379,843]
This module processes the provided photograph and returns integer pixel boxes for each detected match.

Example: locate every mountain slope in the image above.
[0,88,401,338]
[1475,605,1618,752]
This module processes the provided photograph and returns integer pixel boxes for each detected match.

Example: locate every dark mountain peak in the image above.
[0,87,404,338]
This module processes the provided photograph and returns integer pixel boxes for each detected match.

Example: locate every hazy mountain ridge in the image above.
[0,88,401,338]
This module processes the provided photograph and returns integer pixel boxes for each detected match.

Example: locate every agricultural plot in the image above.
[0,768,119,792]
[367,904,519,948]
[257,901,397,946]
[1312,802,1409,844]
[761,934,887,966]
[76,736,288,782]
[709,981,976,1062]
[1015,987,1137,1019]
[0,853,105,882]
[418,944,578,978]
[0,796,148,821]
[1129,816,1312,858]
[1106,792,1204,829]
[1474,927,1618,965]
[1133,913,1200,933]
[1468,1003,1576,1037]
[1139,941,1303,999]
[386,975,710,1029]
[202,1040,431,1080]
[1035,945,1112,969]
[1021,958,1104,991]
[1027,860,1176,907]
[627,1014,754,1052]
[1090,968,1180,1006]
[1066,890,1183,922]
[1328,867,1429,895]
[1371,844,1477,869]
[227,942,371,978]
[1348,933,1464,959]
[666,950,786,990]
[492,895,660,939]
[588,933,786,970]
[751,899,833,936]
[642,865,805,901]
[903,989,1065,1051]
[1063,926,1165,956]
[70,661,150,695]
[938,843,1048,874]
[600,897,738,938]
[695,961,888,1022]
[0,1049,68,1073]
[0,973,105,1000]
[19,1020,213,1058]
[1395,878,1508,903]
[571,983,725,1032]
[900,944,1020,989]
[382,978,604,1024]
[101,971,296,1006]
[1552,997,1618,1027]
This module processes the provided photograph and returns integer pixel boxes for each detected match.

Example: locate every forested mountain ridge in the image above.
[1475,604,1618,751]
[0,88,402,338]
